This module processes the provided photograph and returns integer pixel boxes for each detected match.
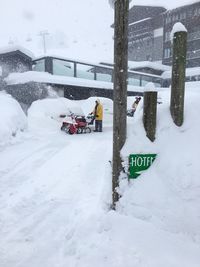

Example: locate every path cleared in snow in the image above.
[0,117,112,267]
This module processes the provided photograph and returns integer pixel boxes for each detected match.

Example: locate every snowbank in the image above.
[28,97,84,131]
[0,91,27,146]
[120,87,200,248]
[28,96,113,132]
[0,86,200,266]
[74,96,113,124]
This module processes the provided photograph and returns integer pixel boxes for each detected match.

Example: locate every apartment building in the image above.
[128,2,200,67]
[128,5,166,62]
[163,1,200,67]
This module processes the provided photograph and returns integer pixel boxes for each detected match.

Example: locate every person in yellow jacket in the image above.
[91,99,103,132]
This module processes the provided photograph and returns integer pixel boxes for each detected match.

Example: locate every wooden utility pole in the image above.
[112,0,129,208]
[170,24,187,126]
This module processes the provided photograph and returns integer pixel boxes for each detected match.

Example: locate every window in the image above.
[164,31,171,42]
[194,8,198,16]
[16,62,27,73]
[53,59,74,77]
[76,64,95,80]
[165,14,171,24]
[154,28,163,38]
[33,59,45,72]
[164,48,171,58]
[95,67,112,82]
[180,12,186,19]
[146,55,152,61]
[128,74,141,86]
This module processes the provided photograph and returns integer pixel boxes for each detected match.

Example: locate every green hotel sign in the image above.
[129,154,157,179]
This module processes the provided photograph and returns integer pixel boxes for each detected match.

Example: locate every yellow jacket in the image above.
[93,101,103,121]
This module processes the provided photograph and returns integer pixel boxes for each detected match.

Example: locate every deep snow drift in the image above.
[0,91,27,146]
[0,88,200,267]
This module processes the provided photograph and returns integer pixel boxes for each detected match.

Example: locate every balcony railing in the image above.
[32,56,162,88]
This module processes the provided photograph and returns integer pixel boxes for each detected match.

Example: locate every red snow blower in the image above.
[60,112,94,135]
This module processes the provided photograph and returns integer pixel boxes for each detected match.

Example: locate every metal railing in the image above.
[32,56,163,87]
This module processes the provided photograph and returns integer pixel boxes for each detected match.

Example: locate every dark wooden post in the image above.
[94,66,97,80]
[112,0,129,208]
[44,57,53,74]
[170,24,187,126]
[143,84,157,142]
[74,62,77,77]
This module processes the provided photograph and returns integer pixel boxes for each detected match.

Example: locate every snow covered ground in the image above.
[0,89,200,267]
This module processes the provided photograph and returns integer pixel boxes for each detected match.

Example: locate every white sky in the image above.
[0,0,197,62]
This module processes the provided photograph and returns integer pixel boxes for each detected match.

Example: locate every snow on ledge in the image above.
[5,71,144,92]
[128,60,171,72]
[162,67,200,79]
[5,71,114,89]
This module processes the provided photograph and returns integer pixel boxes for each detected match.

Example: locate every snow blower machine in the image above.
[60,112,94,135]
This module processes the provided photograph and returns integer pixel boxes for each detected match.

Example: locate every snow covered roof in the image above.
[0,45,34,59]
[99,60,170,73]
[5,71,144,92]
[129,1,199,10]
[128,5,166,24]
[129,3,165,9]
[165,0,200,10]
[129,17,151,26]
[128,61,171,72]
[162,67,200,79]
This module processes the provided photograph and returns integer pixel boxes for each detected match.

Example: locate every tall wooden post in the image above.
[143,90,157,142]
[170,24,187,126]
[45,57,53,74]
[112,0,129,208]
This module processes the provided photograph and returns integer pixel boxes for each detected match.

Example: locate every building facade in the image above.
[163,1,200,67]
[128,2,200,67]
[128,6,166,62]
